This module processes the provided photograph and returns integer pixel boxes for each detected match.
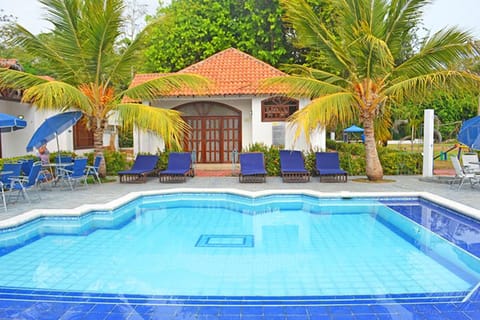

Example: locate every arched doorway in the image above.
[175,102,241,163]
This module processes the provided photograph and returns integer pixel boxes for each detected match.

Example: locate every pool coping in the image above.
[1,188,479,230]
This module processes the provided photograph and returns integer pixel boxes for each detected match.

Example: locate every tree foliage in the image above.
[143,0,330,72]
[0,0,208,175]
[267,0,480,181]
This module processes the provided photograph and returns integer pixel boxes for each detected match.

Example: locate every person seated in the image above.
[37,145,50,164]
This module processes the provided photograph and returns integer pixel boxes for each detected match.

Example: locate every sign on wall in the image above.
[272,122,285,146]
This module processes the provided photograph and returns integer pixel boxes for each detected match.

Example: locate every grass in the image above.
[387,141,470,171]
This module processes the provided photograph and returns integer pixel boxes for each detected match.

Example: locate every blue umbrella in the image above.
[0,113,27,132]
[458,116,480,150]
[26,111,83,152]
[343,125,364,133]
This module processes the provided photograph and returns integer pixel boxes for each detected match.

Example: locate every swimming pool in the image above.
[0,189,479,319]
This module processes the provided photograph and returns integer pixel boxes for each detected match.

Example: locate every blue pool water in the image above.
[0,193,479,302]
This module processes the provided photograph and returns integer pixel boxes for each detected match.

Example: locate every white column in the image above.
[423,109,434,177]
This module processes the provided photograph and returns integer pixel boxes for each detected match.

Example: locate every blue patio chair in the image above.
[239,152,267,183]
[1,163,22,190]
[118,155,158,183]
[19,159,35,176]
[55,155,73,171]
[86,155,103,184]
[279,150,310,183]
[315,152,348,182]
[8,162,42,203]
[57,158,88,190]
[159,152,194,183]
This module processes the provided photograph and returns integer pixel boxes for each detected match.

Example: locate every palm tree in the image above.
[0,0,208,176]
[268,0,480,181]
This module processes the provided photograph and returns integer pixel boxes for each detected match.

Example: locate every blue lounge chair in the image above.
[315,152,348,182]
[118,155,158,183]
[8,162,42,203]
[159,152,194,183]
[279,150,310,183]
[86,155,103,184]
[239,152,267,183]
[57,158,88,190]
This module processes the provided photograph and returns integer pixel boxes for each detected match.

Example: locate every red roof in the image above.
[128,48,287,97]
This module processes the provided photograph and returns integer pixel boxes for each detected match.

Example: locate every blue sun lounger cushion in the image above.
[118,155,158,183]
[315,152,347,182]
[279,150,310,183]
[158,152,194,183]
[239,152,267,183]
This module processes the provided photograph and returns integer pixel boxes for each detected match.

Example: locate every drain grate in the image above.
[195,234,254,248]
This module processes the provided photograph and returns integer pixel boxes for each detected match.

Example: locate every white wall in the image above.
[250,97,325,152]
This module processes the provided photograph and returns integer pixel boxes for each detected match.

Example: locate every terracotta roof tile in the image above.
[128,48,287,97]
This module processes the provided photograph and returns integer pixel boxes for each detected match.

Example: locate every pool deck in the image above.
[1,175,480,320]
[1,174,480,221]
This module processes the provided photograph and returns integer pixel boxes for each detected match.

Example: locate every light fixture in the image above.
[18,115,24,120]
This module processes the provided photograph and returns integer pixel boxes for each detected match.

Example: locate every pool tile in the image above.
[59,310,86,320]
[0,195,480,319]
[241,306,264,315]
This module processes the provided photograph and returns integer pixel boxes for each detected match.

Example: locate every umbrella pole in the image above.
[56,133,61,163]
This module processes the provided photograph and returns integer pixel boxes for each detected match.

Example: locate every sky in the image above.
[1,0,479,39]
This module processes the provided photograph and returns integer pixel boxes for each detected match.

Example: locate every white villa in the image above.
[129,48,325,163]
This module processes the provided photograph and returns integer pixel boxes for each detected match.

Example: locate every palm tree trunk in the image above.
[363,116,384,181]
[92,120,107,177]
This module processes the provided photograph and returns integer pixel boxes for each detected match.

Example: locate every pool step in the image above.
[194,163,239,177]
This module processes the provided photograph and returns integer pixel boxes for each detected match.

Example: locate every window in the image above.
[73,121,94,149]
[261,96,299,122]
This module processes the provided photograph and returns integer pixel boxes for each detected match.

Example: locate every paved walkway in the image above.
[1,174,479,222]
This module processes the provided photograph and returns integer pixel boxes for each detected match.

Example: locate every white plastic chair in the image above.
[461,153,480,174]
[450,156,479,190]
[0,182,6,212]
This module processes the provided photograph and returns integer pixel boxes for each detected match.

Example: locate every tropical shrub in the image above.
[103,150,128,175]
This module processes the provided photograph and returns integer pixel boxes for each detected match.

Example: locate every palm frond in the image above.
[22,81,92,112]
[80,0,124,84]
[288,92,358,142]
[0,69,49,90]
[280,0,354,75]
[263,75,347,98]
[279,64,350,86]
[106,15,160,87]
[116,103,190,148]
[386,70,480,103]
[10,24,82,82]
[384,0,428,56]
[361,31,395,77]
[394,28,477,79]
[38,0,88,80]
[121,74,210,101]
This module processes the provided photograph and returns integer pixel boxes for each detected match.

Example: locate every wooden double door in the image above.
[177,102,241,163]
